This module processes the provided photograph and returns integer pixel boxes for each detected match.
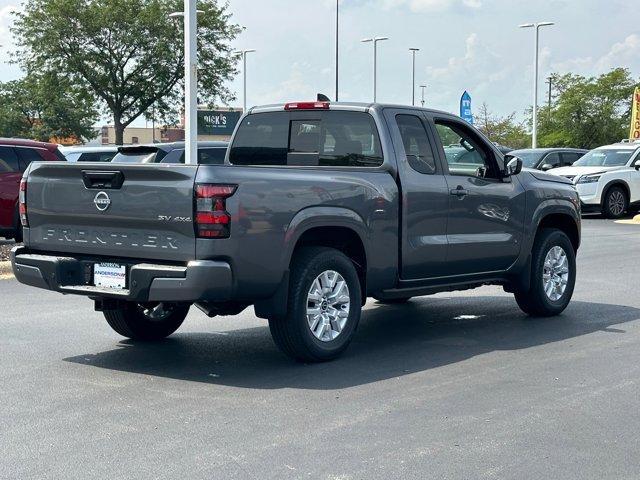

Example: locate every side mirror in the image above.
[540,163,554,171]
[634,160,640,171]
[504,156,523,177]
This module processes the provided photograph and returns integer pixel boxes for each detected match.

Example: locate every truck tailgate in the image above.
[24,163,197,262]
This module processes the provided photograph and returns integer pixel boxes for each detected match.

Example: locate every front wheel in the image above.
[269,247,362,362]
[103,302,190,340]
[602,186,628,219]
[514,229,576,317]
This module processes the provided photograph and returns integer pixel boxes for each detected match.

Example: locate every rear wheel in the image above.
[269,247,362,362]
[602,186,628,219]
[514,228,576,317]
[103,301,190,340]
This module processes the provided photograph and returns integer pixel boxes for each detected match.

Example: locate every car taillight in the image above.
[19,178,28,227]
[195,184,237,238]
[284,101,330,111]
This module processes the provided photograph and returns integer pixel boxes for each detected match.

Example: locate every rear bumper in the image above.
[10,246,233,303]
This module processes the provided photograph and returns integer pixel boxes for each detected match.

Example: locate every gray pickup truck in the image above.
[12,101,581,361]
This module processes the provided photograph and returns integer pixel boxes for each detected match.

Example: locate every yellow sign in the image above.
[631,86,640,140]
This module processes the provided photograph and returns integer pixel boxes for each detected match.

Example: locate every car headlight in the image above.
[577,174,602,184]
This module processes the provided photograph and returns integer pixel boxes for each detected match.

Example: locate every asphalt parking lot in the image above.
[2,217,640,480]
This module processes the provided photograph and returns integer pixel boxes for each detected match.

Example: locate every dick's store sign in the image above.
[198,110,242,136]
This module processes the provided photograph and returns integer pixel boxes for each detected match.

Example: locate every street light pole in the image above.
[234,49,256,113]
[519,21,554,148]
[420,84,427,107]
[409,48,419,106]
[361,37,388,102]
[335,0,339,101]
[184,0,198,165]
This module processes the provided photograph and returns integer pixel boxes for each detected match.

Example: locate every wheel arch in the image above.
[601,179,630,203]
[254,207,370,319]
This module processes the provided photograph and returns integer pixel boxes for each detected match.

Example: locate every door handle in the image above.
[450,186,469,198]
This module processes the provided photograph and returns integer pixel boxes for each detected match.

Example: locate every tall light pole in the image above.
[420,85,427,107]
[409,48,419,106]
[519,21,554,148]
[361,36,388,102]
[169,6,205,165]
[234,49,256,113]
[335,0,339,101]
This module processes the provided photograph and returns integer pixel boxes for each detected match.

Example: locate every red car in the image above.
[0,138,65,241]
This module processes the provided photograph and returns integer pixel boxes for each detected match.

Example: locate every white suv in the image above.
[549,141,640,218]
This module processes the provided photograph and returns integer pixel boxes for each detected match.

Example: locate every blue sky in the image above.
[1,0,639,122]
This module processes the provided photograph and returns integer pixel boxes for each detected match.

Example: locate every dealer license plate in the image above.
[94,263,126,290]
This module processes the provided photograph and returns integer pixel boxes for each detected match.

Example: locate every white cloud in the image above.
[552,34,640,75]
[254,62,319,105]
[380,0,480,11]
[0,4,19,63]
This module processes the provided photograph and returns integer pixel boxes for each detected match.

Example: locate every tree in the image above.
[475,103,530,149]
[0,73,97,142]
[12,0,241,145]
[537,68,638,149]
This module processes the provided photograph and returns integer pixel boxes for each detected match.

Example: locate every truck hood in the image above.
[548,165,624,177]
[522,168,573,185]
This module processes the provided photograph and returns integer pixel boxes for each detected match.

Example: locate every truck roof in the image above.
[248,102,456,118]
[0,137,60,151]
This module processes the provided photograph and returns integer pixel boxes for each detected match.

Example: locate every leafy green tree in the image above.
[475,103,530,149]
[0,73,97,142]
[12,0,241,145]
[537,68,638,149]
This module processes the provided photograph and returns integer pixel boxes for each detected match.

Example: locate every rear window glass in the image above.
[112,148,164,163]
[229,111,384,167]
[198,147,227,165]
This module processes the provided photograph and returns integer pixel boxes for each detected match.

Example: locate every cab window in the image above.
[395,114,436,174]
[434,120,498,179]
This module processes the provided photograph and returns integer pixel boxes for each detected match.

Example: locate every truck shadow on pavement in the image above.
[64,296,640,390]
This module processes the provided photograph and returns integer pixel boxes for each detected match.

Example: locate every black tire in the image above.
[514,229,576,317]
[376,297,412,304]
[269,247,362,362]
[103,302,190,340]
[602,185,628,219]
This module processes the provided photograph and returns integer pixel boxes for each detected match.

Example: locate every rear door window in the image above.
[229,111,383,167]
[0,147,20,173]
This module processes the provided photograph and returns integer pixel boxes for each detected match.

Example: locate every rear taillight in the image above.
[195,184,237,238]
[19,178,28,227]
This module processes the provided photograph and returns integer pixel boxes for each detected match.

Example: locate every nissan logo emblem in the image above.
[94,191,111,212]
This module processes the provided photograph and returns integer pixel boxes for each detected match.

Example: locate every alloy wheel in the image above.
[306,270,351,342]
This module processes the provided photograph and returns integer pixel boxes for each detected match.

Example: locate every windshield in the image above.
[573,148,636,167]
[509,150,544,168]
